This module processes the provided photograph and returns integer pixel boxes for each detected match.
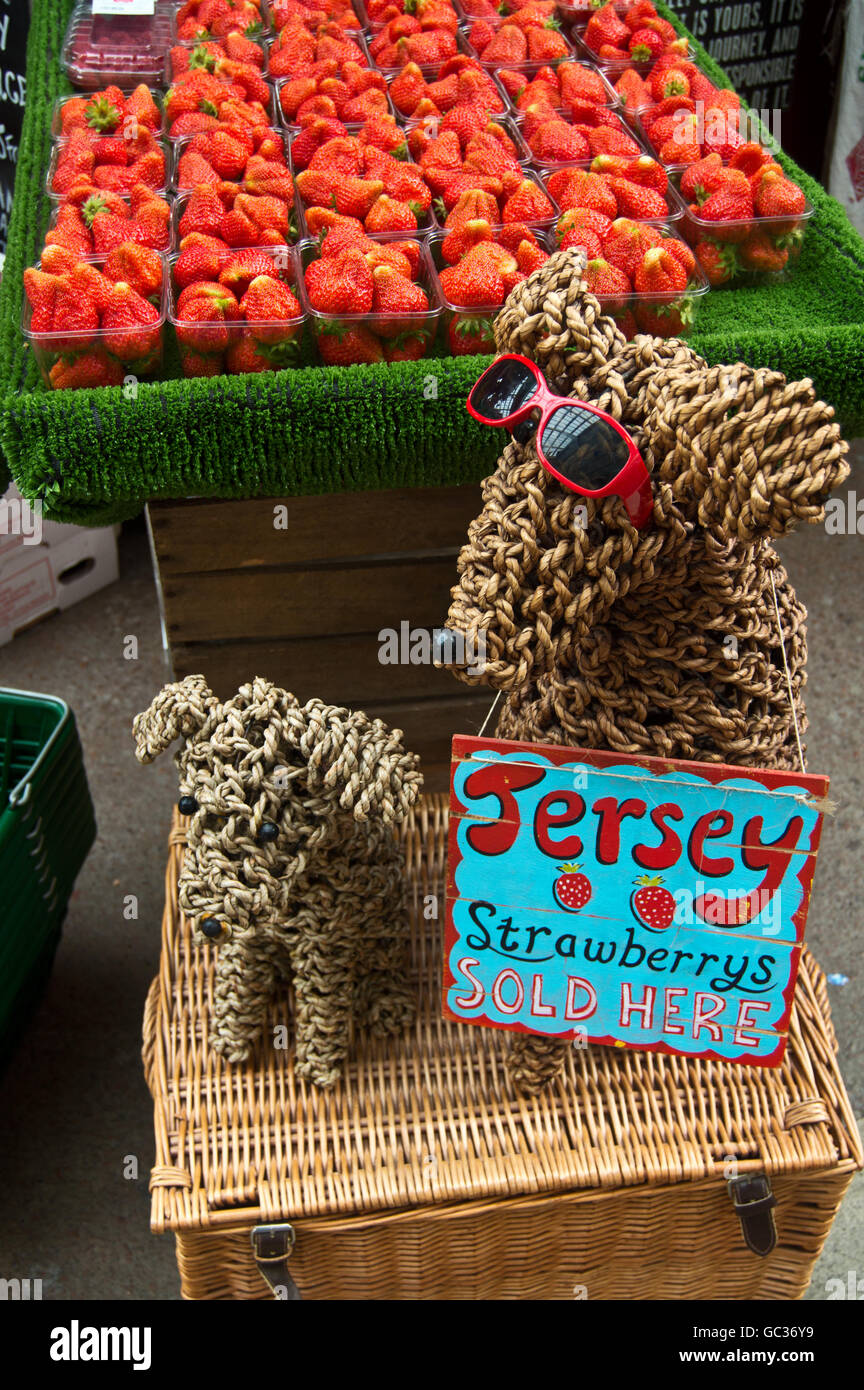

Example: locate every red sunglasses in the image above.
[467,354,653,529]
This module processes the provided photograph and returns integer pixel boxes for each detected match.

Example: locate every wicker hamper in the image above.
[143,798,862,1301]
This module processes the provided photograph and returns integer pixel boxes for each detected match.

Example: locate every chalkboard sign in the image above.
[0,0,28,254]
[665,0,804,112]
[444,736,828,1068]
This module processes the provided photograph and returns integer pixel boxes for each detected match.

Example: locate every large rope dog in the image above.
[134,677,422,1086]
[444,249,849,1094]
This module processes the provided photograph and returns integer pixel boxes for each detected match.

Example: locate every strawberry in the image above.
[553,863,592,912]
[526,26,569,62]
[447,313,496,355]
[615,68,651,110]
[104,243,163,300]
[582,256,630,312]
[23,268,60,333]
[693,238,738,286]
[560,226,602,257]
[179,186,226,239]
[556,205,612,242]
[737,229,789,273]
[631,875,675,931]
[365,195,419,232]
[628,27,664,61]
[179,347,225,377]
[680,152,726,204]
[481,25,528,64]
[606,177,667,220]
[49,349,125,391]
[176,280,242,352]
[441,217,494,264]
[623,155,667,193]
[439,249,504,307]
[501,177,554,224]
[602,217,662,277]
[753,170,806,230]
[126,85,162,133]
[240,275,302,342]
[547,168,616,218]
[175,233,232,288]
[662,237,696,278]
[102,281,162,360]
[528,119,590,165]
[219,248,277,295]
[371,264,430,327]
[633,244,687,294]
[729,142,772,179]
[84,91,125,134]
[697,176,754,243]
[225,336,277,373]
[305,247,374,313]
[317,323,384,364]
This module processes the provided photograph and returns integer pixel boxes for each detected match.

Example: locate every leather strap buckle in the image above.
[251,1224,302,1301]
[728,1175,777,1257]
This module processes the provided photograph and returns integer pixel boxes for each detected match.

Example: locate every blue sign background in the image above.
[444,743,825,1065]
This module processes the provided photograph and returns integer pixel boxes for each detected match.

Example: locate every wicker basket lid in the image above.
[144,799,861,1233]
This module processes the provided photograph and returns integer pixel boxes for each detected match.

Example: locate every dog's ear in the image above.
[642,362,849,541]
[133,675,219,763]
[291,701,423,822]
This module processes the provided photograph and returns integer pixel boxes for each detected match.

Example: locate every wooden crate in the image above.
[147,486,488,790]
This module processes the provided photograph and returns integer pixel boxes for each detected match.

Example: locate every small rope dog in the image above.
[134,677,423,1086]
[446,249,849,1095]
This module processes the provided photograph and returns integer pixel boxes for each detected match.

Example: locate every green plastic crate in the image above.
[0,688,95,1055]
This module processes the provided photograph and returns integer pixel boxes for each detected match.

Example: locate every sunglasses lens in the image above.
[540,406,630,490]
[469,359,537,421]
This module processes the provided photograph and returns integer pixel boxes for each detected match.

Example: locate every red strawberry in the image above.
[49,349,125,390]
[219,248,276,295]
[606,177,667,220]
[529,119,590,165]
[365,195,419,233]
[447,313,496,355]
[501,177,554,224]
[175,233,232,289]
[680,152,726,204]
[583,256,630,312]
[546,168,616,218]
[104,243,163,300]
[737,230,789,273]
[693,238,738,286]
[629,27,664,61]
[633,244,687,294]
[102,281,162,360]
[602,217,662,277]
[553,863,592,913]
[240,275,302,343]
[305,247,374,313]
[753,170,806,230]
[175,280,241,352]
[317,323,384,364]
[438,251,504,308]
[371,265,429,328]
[631,875,675,931]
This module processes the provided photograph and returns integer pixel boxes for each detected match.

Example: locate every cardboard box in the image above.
[0,484,119,646]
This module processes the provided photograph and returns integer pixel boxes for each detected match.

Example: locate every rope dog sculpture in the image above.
[443,248,850,1095]
[134,676,422,1086]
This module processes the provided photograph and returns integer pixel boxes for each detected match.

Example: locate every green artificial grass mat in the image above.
[1,0,863,525]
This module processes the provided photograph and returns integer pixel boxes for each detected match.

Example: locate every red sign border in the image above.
[443,735,829,1069]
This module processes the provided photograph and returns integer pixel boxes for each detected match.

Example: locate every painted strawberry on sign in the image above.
[553,863,592,912]
[631,875,675,931]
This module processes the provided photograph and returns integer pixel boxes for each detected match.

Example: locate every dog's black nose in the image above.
[200,917,223,939]
[178,795,198,815]
[258,821,279,842]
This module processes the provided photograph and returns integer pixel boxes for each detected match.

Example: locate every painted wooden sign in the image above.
[444,736,829,1067]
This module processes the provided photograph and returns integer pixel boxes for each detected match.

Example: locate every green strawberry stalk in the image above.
[187,44,218,73]
[80,193,111,229]
[85,95,122,133]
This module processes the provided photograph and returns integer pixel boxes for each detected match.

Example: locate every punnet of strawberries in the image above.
[46,186,173,258]
[277,63,391,127]
[362,0,460,28]
[466,10,574,67]
[55,85,163,138]
[270,0,364,32]
[171,247,306,376]
[433,222,549,354]
[459,0,556,19]
[295,131,433,234]
[678,144,809,283]
[521,107,641,167]
[636,59,747,165]
[163,62,273,139]
[177,182,298,246]
[404,112,556,229]
[496,60,614,121]
[388,58,505,118]
[547,153,678,232]
[63,7,174,87]
[268,18,370,77]
[577,223,702,338]
[368,12,461,71]
[51,128,168,197]
[175,127,291,196]
[290,111,408,167]
[176,0,267,42]
[302,230,439,364]
[23,242,166,389]
[582,0,689,67]
[168,36,267,77]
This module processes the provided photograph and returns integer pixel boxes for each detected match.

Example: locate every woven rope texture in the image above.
[134,676,422,1085]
